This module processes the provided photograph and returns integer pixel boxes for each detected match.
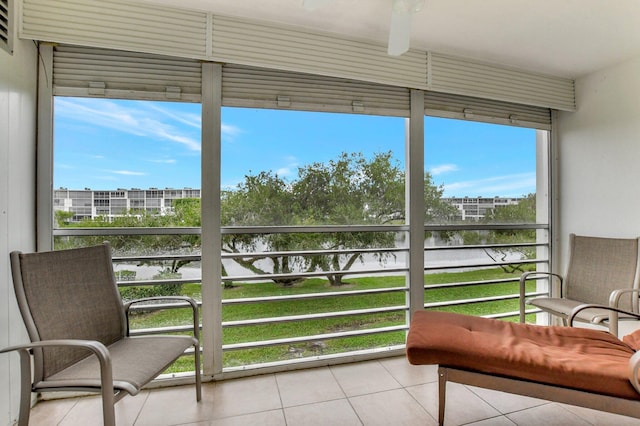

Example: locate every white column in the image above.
[200,62,223,377]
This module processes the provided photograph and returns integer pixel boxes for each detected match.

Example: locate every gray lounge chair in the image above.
[519,233,640,336]
[1,243,202,426]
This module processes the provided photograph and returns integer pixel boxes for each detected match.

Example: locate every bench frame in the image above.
[438,366,640,425]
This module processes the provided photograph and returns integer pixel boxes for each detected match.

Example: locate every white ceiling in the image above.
[141,0,640,79]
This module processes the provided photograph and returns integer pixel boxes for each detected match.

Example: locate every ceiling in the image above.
[139,0,640,79]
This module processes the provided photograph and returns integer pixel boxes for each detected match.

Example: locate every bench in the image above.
[406,310,640,425]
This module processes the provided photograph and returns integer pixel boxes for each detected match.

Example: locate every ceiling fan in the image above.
[303,0,425,56]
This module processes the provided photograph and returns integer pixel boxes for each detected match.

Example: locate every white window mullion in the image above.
[200,62,223,378]
[407,89,425,318]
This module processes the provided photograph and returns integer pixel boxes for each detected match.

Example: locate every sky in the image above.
[54,97,537,198]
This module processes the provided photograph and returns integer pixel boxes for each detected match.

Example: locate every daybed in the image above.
[406,308,640,425]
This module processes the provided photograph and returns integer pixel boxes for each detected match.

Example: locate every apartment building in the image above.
[54,188,520,223]
[53,187,201,222]
[443,197,521,221]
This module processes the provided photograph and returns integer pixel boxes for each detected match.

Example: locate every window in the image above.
[423,115,550,320]
[53,97,201,221]
[219,107,407,367]
[45,50,553,376]
[0,0,12,55]
[53,97,201,240]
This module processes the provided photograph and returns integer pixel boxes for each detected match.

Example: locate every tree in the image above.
[57,151,457,288]
[55,210,75,227]
[220,171,299,286]
[424,171,458,242]
[462,193,537,273]
[291,152,403,285]
[221,151,455,286]
[55,198,203,297]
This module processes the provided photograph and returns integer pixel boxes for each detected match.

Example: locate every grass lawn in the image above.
[127,266,539,370]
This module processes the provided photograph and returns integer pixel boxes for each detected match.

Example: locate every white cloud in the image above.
[55,98,201,151]
[275,156,299,178]
[276,167,294,177]
[222,123,242,140]
[148,159,177,164]
[147,103,201,129]
[112,170,147,176]
[56,98,246,152]
[430,164,459,175]
[444,172,536,197]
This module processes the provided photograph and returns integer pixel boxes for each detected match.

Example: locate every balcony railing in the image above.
[53,222,549,375]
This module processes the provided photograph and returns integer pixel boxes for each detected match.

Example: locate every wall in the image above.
[555,56,640,263]
[0,31,38,426]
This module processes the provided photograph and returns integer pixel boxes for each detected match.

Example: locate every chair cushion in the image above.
[37,335,196,395]
[406,310,640,400]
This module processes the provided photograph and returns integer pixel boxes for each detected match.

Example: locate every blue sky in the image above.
[54,97,536,197]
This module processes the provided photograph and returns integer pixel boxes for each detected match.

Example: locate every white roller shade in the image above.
[222,64,411,117]
[52,45,202,102]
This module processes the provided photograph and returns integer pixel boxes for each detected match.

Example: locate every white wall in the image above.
[0,33,38,426]
[555,56,640,263]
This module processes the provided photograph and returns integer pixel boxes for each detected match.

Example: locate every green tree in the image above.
[292,152,403,285]
[55,198,203,297]
[55,210,75,227]
[463,193,537,272]
[424,171,457,224]
[220,171,299,286]
[221,151,455,286]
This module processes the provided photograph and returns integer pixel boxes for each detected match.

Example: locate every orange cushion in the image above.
[623,329,640,351]
[406,310,640,400]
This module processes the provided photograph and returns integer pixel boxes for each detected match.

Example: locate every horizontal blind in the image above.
[425,91,551,130]
[222,64,411,117]
[52,45,202,102]
[429,53,575,112]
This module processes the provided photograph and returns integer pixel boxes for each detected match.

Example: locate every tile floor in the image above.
[27,356,640,425]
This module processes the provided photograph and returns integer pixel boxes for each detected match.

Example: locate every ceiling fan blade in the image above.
[387,10,412,56]
[303,0,333,11]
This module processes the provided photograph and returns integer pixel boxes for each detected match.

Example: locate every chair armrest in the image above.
[568,304,640,336]
[1,339,110,356]
[610,288,640,310]
[519,271,563,323]
[124,296,199,340]
[1,339,114,391]
[519,271,564,296]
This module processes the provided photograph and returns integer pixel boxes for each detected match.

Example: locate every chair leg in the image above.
[438,367,447,426]
[101,387,116,426]
[17,350,32,426]
[194,341,202,402]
